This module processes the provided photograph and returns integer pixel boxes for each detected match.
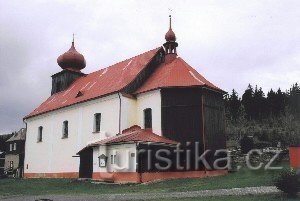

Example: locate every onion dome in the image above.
[57,37,86,71]
[165,15,176,42]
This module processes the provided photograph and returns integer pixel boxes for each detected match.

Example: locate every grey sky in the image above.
[0,0,299,133]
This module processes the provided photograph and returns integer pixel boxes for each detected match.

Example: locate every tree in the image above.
[288,83,300,119]
[267,88,276,117]
[274,88,287,116]
[242,84,254,120]
[228,89,241,121]
[253,86,267,120]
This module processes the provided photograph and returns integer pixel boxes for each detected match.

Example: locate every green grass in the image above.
[156,194,299,201]
[0,162,290,196]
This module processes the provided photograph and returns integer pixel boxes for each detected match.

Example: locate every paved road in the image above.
[0,186,280,201]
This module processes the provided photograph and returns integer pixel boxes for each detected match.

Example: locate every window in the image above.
[9,144,12,151]
[62,121,68,138]
[144,108,152,129]
[13,143,16,151]
[94,113,101,132]
[110,154,116,164]
[37,126,43,142]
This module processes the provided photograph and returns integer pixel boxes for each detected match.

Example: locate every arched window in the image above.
[62,121,68,138]
[37,126,43,142]
[94,113,101,132]
[144,108,152,129]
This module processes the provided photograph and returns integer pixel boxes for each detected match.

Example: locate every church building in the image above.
[24,16,227,183]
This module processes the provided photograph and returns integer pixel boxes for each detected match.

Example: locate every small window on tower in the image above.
[144,108,152,129]
[62,120,68,138]
[94,113,101,132]
[37,126,43,142]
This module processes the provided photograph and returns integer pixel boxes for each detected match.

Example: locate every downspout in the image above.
[136,142,142,183]
[118,93,122,135]
[23,119,27,178]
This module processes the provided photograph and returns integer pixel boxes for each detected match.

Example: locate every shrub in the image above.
[274,169,300,197]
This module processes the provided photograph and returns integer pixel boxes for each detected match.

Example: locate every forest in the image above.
[224,82,300,148]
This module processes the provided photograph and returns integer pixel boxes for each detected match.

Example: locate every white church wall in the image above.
[136,89,162,135]
[24,93,121,174]
[120,95,137,131]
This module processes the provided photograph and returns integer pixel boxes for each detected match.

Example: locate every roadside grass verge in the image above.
[0,162,289,196]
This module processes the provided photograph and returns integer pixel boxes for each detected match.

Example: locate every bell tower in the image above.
[51,36,86,95]
[163,15,178,63]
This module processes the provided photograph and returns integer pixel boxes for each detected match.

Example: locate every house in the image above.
[24,16,227,183]
[4,128,26,177]
[0,151,5,177]
[0,133,13,177]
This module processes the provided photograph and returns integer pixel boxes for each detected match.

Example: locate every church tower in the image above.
[51,36,86,95]
[163,15,178,63]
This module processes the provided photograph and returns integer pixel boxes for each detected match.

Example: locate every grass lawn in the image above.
[157,194,300,201]
[0,162,290,197]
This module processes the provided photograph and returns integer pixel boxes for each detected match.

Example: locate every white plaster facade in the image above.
[93,143,137,173]
[24,89,161,174]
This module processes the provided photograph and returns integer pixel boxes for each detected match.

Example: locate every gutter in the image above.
[118,92,122,135]
[136,142,142,183]
[22,119,27,177]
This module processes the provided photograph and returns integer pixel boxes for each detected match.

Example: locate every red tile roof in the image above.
[77,126,178,154]
[25,47,225,119]
[91,125,178,146]
[25,48,161,119]
[135,57,225,94]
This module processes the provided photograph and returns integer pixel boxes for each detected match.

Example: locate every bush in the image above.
[274,169,300,197]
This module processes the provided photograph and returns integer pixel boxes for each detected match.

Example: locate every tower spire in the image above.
[72,33,75,46]
[164,15,178,63]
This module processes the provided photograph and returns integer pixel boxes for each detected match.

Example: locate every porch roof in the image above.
[77,125,178,154]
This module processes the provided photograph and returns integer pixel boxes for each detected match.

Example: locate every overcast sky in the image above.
[0,0,299,133]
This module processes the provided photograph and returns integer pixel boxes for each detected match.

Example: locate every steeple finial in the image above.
[164,15,178,60]
[72,33,75,46]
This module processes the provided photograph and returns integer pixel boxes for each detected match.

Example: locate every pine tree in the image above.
[288,83,300,119]
[242,84,254,120]
[267,88,276,117]
[228,89,241,121]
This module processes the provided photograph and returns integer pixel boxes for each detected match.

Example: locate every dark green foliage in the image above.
[227,83,297,121]
[240,136,254,154]
[225,89,241,121]
[274,169,300,197]
[225,83,300,147]
[288,83,300,119]
[241,84,254,120]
